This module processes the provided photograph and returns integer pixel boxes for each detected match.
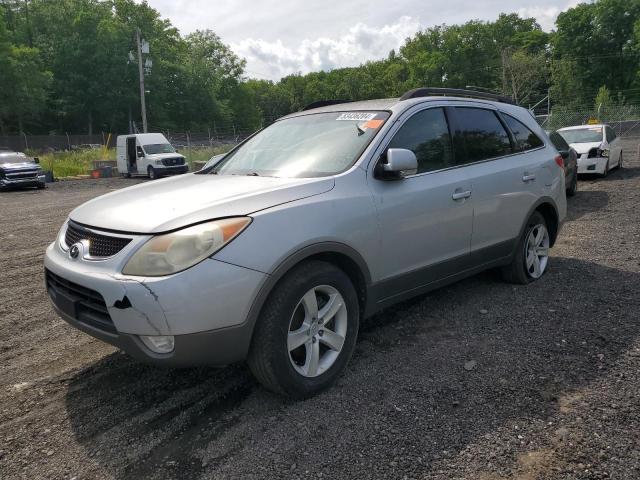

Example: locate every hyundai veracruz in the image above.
[45,88,566,398]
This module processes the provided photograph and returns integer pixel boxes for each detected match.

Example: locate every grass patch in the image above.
[31,144,233,177]
[35,148,115,178]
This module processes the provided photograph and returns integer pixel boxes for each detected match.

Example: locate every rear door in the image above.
[367,106,474,297]
[449,105,545,260]
[606,126,622,167]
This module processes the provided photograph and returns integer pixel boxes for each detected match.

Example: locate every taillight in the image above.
[554,154,565,171]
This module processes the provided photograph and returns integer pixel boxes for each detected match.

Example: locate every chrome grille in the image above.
[7,171,38,179]
[65,222,132,258]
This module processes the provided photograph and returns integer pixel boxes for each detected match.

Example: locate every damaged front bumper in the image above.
[43,235,267,366]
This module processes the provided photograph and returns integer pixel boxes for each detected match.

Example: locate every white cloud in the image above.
[232,16,421,80]
[518,0,581,31]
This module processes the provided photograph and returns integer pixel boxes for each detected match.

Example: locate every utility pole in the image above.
[136,28,148,133]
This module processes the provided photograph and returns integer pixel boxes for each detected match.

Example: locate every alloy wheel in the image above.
[525,224,550,279]
[287,285,348,378]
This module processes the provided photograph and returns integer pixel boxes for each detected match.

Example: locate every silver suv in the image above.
[44,88,567,398]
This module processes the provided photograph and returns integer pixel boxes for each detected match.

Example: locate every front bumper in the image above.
[156,165,188,175]
[577,156,607,174]
[44,236,267,366]
[0,174,46,188]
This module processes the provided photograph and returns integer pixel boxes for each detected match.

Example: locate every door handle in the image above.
[452,190,472,201]
[522,173,536,182]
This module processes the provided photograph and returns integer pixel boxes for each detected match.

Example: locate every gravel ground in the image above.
[1,157,640,480]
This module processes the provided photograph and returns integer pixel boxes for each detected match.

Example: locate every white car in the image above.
[557,124,623,177]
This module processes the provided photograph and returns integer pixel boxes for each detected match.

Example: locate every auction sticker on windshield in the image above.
[336,112,378,121]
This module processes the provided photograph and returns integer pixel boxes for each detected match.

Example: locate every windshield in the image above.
[143,143,175,155]
[212,111,390,177]
[558,127,603,144]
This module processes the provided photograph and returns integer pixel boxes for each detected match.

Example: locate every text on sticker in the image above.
[336,113,378,121]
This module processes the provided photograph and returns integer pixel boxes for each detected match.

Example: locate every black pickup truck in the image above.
[0,150,46,190]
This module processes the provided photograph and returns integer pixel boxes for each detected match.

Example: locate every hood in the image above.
[568,141,602,155]
[69,173,335,233]
[0,161,40,170]
[145,152,185,160]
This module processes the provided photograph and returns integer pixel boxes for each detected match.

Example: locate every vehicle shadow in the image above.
[64,257,640,478]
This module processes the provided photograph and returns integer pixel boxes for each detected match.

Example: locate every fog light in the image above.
[139,335,175,353]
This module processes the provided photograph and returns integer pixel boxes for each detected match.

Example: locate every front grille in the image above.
[6,171,38,179]
[65,222,131,258]
[45,269,116,334]
[161,157,185,166]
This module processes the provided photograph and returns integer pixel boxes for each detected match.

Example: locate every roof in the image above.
[558,124,606,131]
[281,95,526,121]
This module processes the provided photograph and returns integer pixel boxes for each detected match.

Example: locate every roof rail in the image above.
[301,99,352,111]
[399,87,516,105]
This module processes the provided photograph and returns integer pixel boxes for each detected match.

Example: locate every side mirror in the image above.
[560,150,569,160]
[379,148,418,179]
[33,157,40,164]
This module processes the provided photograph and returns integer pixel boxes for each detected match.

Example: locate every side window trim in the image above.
[375,105,456,178]
[499,110,547,154]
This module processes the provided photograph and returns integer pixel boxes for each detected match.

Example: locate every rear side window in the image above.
[606,127,617,142]
[387,108,454,174]
[455,107,512,163]
[503,114,544,151]
[549,132,569,151]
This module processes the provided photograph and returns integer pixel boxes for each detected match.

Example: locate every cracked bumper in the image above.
[44,241,267,366]
[577,156,607,174]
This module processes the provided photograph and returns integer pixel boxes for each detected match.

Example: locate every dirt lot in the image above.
[1,158,640,479]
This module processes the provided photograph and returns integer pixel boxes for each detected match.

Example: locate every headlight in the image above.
[155,160,163,165]
[122,217,251,276]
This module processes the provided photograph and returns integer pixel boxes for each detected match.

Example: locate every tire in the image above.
[566,171,577,197]
[501,211,550,284]
[618,153,623,170]
[247,260,359,398]
[147,166,156,179]
[37,183,46,190]
[601,160,609,178]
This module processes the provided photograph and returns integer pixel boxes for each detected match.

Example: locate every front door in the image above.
[367,107,474,302]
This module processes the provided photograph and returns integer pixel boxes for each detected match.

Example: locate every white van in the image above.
[116,133,188,179]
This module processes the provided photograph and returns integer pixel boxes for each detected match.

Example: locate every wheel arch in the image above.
[241,242,372,358]
[521,197,560,248]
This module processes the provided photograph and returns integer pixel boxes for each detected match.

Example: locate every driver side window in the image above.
[387,108,454,174]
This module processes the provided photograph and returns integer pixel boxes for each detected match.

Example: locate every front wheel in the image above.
[601,160,610,178]
[147,166,157,180]
[248,260,359,398]
[618,153,624,170]
[501,211,550,284]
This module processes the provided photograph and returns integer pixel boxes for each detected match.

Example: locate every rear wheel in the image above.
[248,260,359,398]
[501,211,550,284]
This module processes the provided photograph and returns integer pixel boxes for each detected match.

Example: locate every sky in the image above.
[143,0,583,81]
